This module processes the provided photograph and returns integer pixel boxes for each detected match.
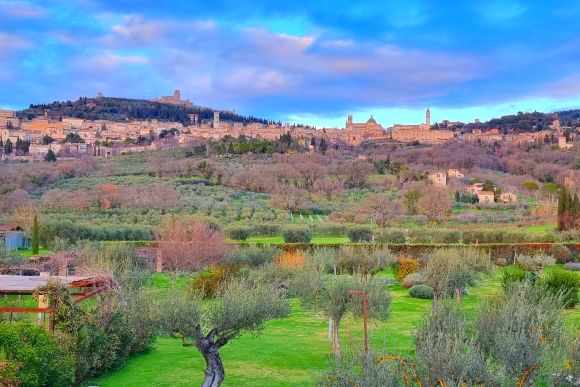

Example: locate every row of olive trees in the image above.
[322,282,578,386]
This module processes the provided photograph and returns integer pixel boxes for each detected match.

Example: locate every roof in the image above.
[366,116,377,124]
[478,191,495,196]
[0,275,92,293]
[0,225,20,232]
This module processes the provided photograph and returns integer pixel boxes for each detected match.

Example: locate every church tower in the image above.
[425,107,431,127]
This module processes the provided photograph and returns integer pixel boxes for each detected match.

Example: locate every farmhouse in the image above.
[428,172,447,187]
[477,191,495,203]
[499,192,518,203]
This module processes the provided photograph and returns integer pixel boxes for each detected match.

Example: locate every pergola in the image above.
[0,275,110,331]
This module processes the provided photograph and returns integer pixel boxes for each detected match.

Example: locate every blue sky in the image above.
[2,0,580,128]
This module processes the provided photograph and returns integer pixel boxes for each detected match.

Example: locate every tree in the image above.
[156,218,228,273]
[417,188,452,224]
[4,138,13,154]
[31,214,39,254]
[291,272,391,356]
[45,149,57,162]
[150,278,290,386]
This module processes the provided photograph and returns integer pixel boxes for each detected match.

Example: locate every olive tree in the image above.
[476,282,570,384]
[150,278,290,387]
[416,301,492,385]
[291,271,391,357]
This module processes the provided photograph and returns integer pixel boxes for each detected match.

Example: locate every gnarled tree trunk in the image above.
[196,329,226,387]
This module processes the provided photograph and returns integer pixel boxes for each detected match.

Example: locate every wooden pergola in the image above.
[0,275,110,331]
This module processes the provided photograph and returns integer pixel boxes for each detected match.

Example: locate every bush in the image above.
[225,245,279,266]
[541,269,579,308]
[501,267,528,292]
[282,227,312,243]
[347,226,373,243]
[547,244,572,264]
[495,258,507,267]
[516,253,555,272]
[431,231,461,244]
[0,323,75,387]
[402,273,425,288]
[276,250,305,268]
[395,257,420,282]
[409,284,434,299]
[252,223,281,236]
[226,226,252,241]
[565,262,580,271]
[408,229,432,244]
[190,265,240,297]
[374,230,406,244]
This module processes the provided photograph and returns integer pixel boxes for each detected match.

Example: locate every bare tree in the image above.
[157,217,229,273]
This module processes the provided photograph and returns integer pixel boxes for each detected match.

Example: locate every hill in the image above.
[18,97,276,126]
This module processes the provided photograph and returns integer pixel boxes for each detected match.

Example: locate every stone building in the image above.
[152,90,193,108]
[343,115,386,145]
[428,172,447,187]
[477,191,495,203]
[391,108,454,144]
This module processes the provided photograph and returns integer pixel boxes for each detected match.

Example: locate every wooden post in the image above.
[37,294,48,325]
[156,249,163,273]
[348,290,369,353]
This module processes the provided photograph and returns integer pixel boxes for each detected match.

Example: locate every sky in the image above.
[2,0,580,128]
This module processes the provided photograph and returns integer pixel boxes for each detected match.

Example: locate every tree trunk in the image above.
[196,330,225,387]
[332,319,341,357]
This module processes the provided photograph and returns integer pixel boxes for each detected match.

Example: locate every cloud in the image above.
[0,33,31,57]
[75,51,149,70]
[0,1,45,18]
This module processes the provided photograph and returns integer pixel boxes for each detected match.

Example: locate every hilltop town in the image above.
[1,90,577,162]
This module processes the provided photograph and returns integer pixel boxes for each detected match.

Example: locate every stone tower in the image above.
[346,115,353,130]
[425,107,431,127]
[173,90,181,100]
[213,111,220,128]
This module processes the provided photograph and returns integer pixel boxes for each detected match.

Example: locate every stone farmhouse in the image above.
[477,191,495,203]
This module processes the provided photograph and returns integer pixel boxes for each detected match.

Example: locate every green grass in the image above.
[16,247,51,257]
[91,266,578,386]
[243,235,350,244]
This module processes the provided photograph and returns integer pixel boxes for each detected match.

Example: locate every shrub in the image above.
[495,258,507,267]
[541,269,579,308]
[335,246,395,276]
[408,229,432,244]
[395,257,420,282]
[347,226,373,243]
[565,262,580,271]
[409,284,435,299]
[431,231,461,244]
[0,323,75,387]
[421,248,491,298]
[190,265,240,297]
[226,226,252,241]
[516,253,555,272]
[402,273,425,288]
[374,230,406,244]
[276,250,305,268]
[547,244,572,264]
[252,223,281,236]
[501,267,528,292]
[225,245,279,266]
[282,226,312,243]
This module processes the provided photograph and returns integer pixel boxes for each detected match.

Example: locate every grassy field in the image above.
[242,235,350,244]
[91,267,579,387]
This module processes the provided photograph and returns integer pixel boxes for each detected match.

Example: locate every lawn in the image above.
[91,267,579,386]
[16,247,51,257]
[242,235,350,244]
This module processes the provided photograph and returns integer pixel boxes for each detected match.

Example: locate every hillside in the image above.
[18,97,275,126]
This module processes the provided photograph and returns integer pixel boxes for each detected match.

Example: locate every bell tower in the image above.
[425,107,431,127]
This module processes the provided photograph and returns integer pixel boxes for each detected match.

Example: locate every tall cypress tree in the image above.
[31,214,39,255]
[557,186,567,231]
